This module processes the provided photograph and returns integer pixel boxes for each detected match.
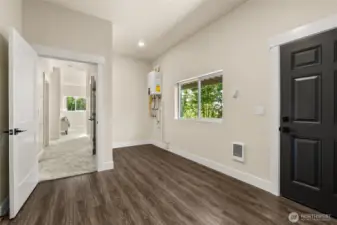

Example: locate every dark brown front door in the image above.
[280,28,337,217]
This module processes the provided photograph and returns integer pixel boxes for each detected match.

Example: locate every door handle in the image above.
[14,128,27,135]
[88,118,94,121]
[282,116,289,122]
[3,129,13,135]
[279,127,290,133]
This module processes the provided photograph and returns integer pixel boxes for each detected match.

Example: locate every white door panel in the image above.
[9,28,39,219]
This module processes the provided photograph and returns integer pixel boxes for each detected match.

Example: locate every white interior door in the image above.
[8,28,39,219]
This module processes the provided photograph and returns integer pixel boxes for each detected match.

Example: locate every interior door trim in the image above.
[32,44,113,173]
[269,13,337,196]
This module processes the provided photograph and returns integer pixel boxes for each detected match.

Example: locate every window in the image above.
[75,98,86,110]
[65,96,87,111]
[178,70,223,121]
[180,81,198,119]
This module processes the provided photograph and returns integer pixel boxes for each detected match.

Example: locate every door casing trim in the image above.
[269,14,337,196]
[33,44,113,173]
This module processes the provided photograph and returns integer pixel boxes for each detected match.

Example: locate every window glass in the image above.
[201,76,223,118]
[76,98,86,111]
[66,96,76,111]
[177,71,223,120]
[180,81,198,119]
[65,96,87,111]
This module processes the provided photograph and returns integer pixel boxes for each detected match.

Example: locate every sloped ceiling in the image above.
[44,0,247,60]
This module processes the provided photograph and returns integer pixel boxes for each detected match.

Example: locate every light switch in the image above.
[254,106,265,116]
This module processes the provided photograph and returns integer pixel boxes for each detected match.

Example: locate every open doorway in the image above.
[7,30,109,218]
[37,57,97,181]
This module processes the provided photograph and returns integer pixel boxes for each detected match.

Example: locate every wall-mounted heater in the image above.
[232,142,245,162]
[148,71,162,96]
[148,71,162,119]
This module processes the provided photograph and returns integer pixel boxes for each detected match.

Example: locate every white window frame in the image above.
[176,70,223,123]
[63,96,87,112]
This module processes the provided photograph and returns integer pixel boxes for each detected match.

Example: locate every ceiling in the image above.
[44,0,247,60]
[40,57,96,86]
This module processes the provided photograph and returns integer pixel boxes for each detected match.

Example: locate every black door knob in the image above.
[282,116,289,122]
[3,129,13,135]
[279,127,290,133]
[14,128,27,135]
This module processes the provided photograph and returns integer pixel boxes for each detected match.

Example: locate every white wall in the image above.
[62,66,87,86]
[0,0,22,209]
[62,85,86,97]
[113,55,152,146]
[62,84,87,130]
[0,0,22,39]
[49,68,61,140]
[37,58,52,152]
[61,65,89,131]
[38,59,91,139]
[23,0,113,163]
[152,0,337,192]
[63,111,86,130]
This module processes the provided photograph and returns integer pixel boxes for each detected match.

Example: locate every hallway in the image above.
[39,136,96,181]
[50,128,87,145]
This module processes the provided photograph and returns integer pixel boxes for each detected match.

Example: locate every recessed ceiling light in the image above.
[138,40,145,47]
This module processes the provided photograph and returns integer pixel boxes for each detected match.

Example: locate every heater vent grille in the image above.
[232,142,245,162]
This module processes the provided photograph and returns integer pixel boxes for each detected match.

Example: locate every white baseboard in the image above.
[98,161,114,172]
[109,139,275,194]
[113,140,151,149]
[151,140,168,150]
[151,140,274,195]
[0,197,9,217]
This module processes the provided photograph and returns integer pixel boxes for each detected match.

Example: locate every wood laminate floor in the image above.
[1,144,336,225]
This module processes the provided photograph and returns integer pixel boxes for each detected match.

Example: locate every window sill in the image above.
[175,118,223,124]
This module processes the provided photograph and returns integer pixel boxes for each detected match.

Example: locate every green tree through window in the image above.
[179,74,223,119]
[180,82,198,118]
[66,96,87,111]
[76,98,86,110]
[201,77,223,118]
[66,97,76,111]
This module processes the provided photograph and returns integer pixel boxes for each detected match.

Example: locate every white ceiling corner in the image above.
[43,0,247,60]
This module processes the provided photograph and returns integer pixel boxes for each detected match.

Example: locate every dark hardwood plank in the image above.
[1,144,336,225]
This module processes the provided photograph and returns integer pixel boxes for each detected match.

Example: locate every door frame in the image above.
[269,14,337,196]
[33,44,112,172]
[42,74,49,148]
